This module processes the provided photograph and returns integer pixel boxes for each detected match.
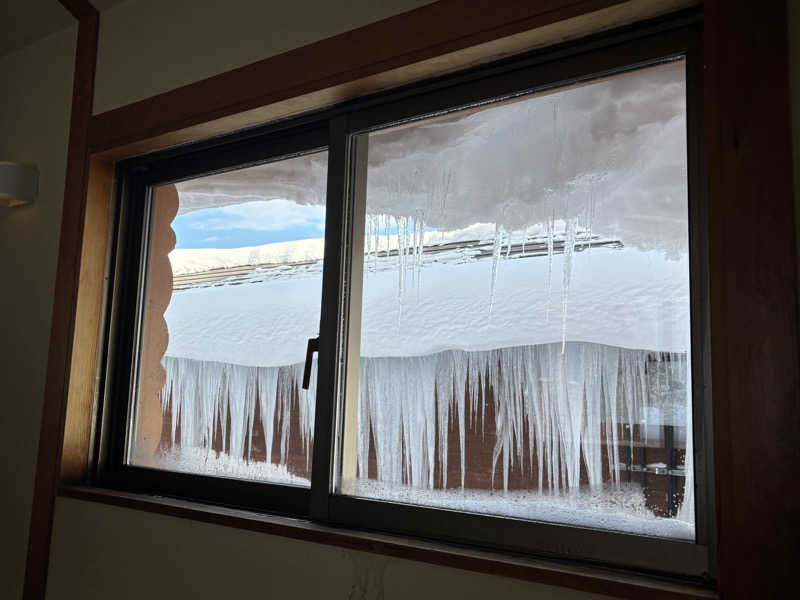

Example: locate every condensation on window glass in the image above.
[339,60,696,540]
[130,151,328,487]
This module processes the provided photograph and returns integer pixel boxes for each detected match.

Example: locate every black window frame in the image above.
[95,9,713,585]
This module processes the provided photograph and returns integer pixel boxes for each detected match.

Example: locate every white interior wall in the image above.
[93,0,435,113]
[0,25,77,600]
[46,497,613,600]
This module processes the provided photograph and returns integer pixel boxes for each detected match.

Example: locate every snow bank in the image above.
[155,446,310,487]
[342,479,694,540]
[165,245,689,367]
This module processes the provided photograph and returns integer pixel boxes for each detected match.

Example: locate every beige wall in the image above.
[93,0,435,113]
[47,497,613,600]
[0,25,77,600]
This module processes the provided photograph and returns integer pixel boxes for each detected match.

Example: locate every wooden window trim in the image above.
[25,0,799,598]
[88,0,697,159]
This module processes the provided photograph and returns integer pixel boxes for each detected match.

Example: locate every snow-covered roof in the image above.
[175,60,688,258]
[163,61,691,368]
[165,236,690,368]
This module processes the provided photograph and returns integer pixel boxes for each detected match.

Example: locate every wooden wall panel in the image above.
[704,1,800,597]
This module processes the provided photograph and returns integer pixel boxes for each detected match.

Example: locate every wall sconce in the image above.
[0,162,39,207]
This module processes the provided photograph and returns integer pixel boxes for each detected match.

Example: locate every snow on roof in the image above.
[168,224,497,276]
[163,62,691,367]
[164,239,689,367]
[174,61,687,258]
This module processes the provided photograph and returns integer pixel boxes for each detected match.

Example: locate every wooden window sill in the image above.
[60,485,716,600]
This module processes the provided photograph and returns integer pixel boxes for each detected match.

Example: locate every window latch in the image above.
[302,337,319,390]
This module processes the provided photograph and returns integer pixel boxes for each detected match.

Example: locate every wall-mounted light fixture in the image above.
[0,162,39,207]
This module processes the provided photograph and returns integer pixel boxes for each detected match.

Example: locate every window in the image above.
[132,152,328,487]
[100,15,711,582]
[339,60,695,541]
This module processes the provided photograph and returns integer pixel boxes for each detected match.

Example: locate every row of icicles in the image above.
[356,342,689,495]
[160,341,691,504]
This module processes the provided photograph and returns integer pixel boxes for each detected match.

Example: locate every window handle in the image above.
[302,337,319,390]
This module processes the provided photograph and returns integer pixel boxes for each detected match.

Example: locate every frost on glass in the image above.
[340,60,696,540]
[130,152,328,486]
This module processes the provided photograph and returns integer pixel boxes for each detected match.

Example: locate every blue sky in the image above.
[173,199,326,249]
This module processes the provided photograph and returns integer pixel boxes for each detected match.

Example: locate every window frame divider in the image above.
[310,115,355,521]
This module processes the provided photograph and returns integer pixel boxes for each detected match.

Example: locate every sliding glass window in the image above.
[337,60,695,540]
[100,15,710,582]
[130,152,328,487]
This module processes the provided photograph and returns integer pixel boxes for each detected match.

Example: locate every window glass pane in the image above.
[130,151,328,487]
[339,61,695,539]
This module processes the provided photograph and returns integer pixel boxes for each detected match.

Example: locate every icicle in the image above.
[488,223,503,318]
[586,179,596,253]
[225,363,255,461]
[257,367,278,465]
[560,218,577,354]
[545,212,555,323]
[415,213,425,296]
[395,216,405,324]
[375,214,381,270]
[160,356,316,477]
[581,350,603,489]
[554,344,584,492]
[435,355,451,489]
[383,214,390,258]
[440,169,452,215]
[277,367,292,466]
[292,360,317,470]
[521,226,529,257]
[602,347,621,486]
[452,351,467,489]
